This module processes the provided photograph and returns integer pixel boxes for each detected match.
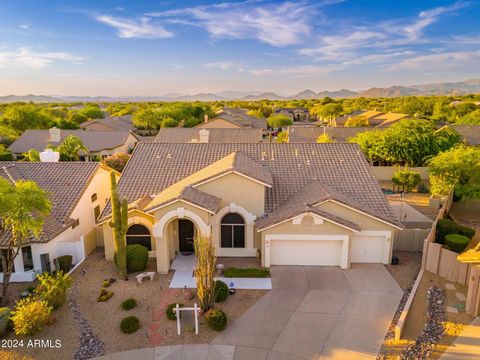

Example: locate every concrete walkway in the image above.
[213,264,403,359]
[439,317,480,360]
[96,345,235,360]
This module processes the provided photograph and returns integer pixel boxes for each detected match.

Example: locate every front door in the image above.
[178,220,195,253]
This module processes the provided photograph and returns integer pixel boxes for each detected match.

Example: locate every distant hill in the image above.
[1,78,479,103]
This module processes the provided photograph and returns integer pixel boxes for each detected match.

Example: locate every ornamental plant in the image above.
[206,308,227,331]
[120,316,140,334]
[35,271,72,309]
[11,297,51,335]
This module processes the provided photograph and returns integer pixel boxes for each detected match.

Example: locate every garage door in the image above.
[270,240,342,266]
[350,236,386,263]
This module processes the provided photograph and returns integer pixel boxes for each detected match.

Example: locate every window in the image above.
[91,193,97,202]
[94,205,101,221]
[221,213,245,248]
[22,246,34,271]
[126,224,152,251]
[0,249,14,273]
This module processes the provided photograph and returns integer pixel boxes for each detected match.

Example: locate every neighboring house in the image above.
[80,115,135,132]
[274,108,310,122]
[198,108,267,130]
[8,128,139,160]
[154,128,263,143]
[0,162,112,282]
[288,126,383,143]
[333,110,408,127]
[450,125,480,146]
[98,143,402,274]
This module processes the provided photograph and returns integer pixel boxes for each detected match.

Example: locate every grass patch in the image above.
[223,267,270,278]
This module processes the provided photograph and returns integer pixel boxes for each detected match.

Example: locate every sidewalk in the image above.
[440,317,480,359]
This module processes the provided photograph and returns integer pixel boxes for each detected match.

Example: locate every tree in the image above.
[455,109,480,125]
[267,114,293,129]
[0,179,51,304]
[108,172,128,279]
[23,149,40,162]
[316,133,335,143]
[103,153,130,173]
[194,234,215,312]
[428,145,480,199]
[81,105,104,119]
[392,168,422,193]
[0,104,52,137]
[0,145,13,161]
[49,135,88,161]
[276,131,288,143]
[316,103,343,124]
[344,115,369,127]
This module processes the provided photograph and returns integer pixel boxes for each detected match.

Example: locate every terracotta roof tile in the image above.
[288,126,384,143]
[154,128,262,143]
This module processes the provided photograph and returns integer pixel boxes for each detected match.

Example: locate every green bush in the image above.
[436,218,476,244]
[121,298,137,311]
[11,297,51,335]
[223,267,271,278]
[214,281,229,302]
[206,308,227,331]
[0,307,11,336]
[97,288,114,302]
[120,316,140,334]
[445,234,471,253]
[392,169,422,193]
[166,303,184,320]
[125,244,149,273]
[35,271,73,310]
[54,255,72,273]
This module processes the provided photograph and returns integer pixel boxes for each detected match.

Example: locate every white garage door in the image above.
[350,236,386,263]
[270,240,342,266]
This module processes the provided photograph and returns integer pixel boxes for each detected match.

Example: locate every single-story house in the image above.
[288,126,383,143]
[274,108,311,122]
[8,128,139,160]
[0,162,113,282]
[98,143,402,274]
[80,115,135,132]
[197,109,267,130]
[154,128,263,143]
[333,110,408,127]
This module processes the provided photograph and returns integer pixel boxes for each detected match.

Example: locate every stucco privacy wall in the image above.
[371,166,429,181]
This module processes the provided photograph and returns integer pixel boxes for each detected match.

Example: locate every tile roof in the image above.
[0,162,100,246]
[201,110,267,129]
[154,128,263,143]
[101,143,399,227]
[450,125,480,145]
[8,129,137,154]
[288,126,382,143]
[81,115,134,131]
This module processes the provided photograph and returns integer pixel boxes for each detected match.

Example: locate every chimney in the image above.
[49,127,61,142]
[204,114,209,123]
[199,129,209,143]
[39,148,60,162]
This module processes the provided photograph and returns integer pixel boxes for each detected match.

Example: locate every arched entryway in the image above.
[178,219,195,254]
[126,224,152,250]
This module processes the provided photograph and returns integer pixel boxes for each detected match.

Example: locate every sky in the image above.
[0,0,479,96]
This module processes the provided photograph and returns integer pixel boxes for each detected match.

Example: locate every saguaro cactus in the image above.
[108,172,128,279]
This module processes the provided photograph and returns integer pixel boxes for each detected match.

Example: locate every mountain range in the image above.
[1,79,479,103]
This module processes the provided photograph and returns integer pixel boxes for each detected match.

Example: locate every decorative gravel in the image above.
[69,274,107,360]
[400,286,446,360]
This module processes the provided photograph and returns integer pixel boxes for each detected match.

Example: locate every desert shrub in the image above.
[214,281,229,302]
[206,308,227,331]
[223,267,271,278]
[102,279,111,287]
[54,255,72,273]
[120,316,140,334]
[166,303,184,320]
[121,298,137,311]
[11,297,51,335]
[392,169,422,193]
[35,271,73,309]
[0,307,11,336]
[436,218,475,244]
[103,152,130,173]
[417,182,429,194]
[125,244,149,273]
[97,288,114,302]
[445,234,471,253]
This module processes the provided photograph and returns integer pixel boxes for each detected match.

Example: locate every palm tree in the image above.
[0,178,51,304]
[49,135,88,161]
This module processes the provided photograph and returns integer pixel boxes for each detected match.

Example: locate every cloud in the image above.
[19,23,30,30]
[201,61,238,70]
[0,47,85,69]
[248,64,339,77]
[96,15,173,39]
[149,1,316,47]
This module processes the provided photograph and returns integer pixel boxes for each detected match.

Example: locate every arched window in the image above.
[126,224,152,250]
[221,213,245,248]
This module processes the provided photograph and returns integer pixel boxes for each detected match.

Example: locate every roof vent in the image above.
[166,153,173,159]
[49,127,61,142]
[199,129,209,143]
[39,148,60,162]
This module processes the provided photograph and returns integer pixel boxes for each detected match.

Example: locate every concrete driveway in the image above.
[212,264,403,360]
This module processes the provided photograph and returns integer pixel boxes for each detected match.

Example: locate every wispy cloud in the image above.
[96,15,173,39]
[149,1,318,47]
[0,47,85,69]
[248,64,339,77]
[19,22,30,30]
[201,61,239,70]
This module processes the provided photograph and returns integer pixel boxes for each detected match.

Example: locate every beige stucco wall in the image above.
[196,119,242,129]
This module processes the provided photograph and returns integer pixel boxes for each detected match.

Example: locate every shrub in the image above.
[166,303,184,320]
[97,288,114,302]
[120,316,140,334]
[121,298,137,311]
[436,218,475,244]
[206,308,227,331]
[223,267,271,278]
[445,234,471,253]
[103,153,130,173]
[125,244,149,273]
[392,169,422,193]
[54,255,72,273]
[0,307,11,336]
[11,297,51,335]
[214,281,229,302]
[103,279,111,287]
[35,271,73,309]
